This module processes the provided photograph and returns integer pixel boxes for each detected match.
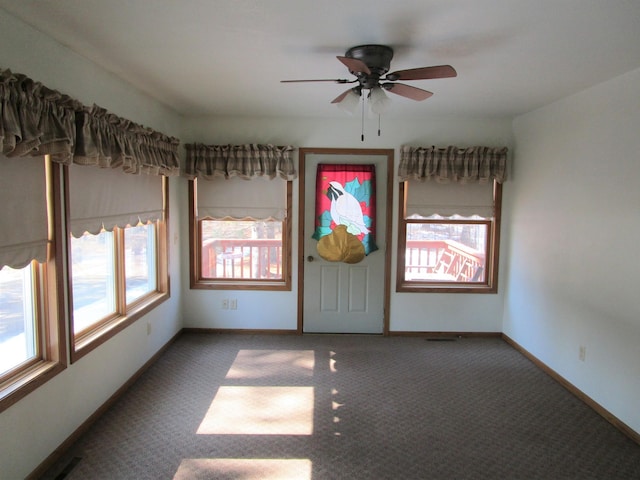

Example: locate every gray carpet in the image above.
[42,334,640,479]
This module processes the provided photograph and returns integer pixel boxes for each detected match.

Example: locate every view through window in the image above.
[124,223,157,304]
[0,264,37,377]
[71,231,116,334]
[70,222,160,338]
[200,220,283,280]
[404,219,488,283]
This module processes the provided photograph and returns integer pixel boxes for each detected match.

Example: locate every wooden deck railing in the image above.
[201,239,282,279]
[202,238,481,282]
[405,239,485,282]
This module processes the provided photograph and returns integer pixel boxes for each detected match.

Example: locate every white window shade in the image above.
[69,164,163,237]
[0,155,48,269]
[406,180,494,219]
[197,177,286,221]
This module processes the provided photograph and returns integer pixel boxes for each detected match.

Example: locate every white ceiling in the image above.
[2,0,640,120]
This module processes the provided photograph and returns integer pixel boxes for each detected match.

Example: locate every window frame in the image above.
[189,178,292,291]
[0,158,66,413]
[396,180,502,293]
[65,169,170,363]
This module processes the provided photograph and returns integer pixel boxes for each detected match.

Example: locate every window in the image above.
[397,180,502,293]
[70,230,116,333]
[124,223,157,304]
[67,164,169,361]
[190,177,292,290]
[1,264,38,378]
[70,223,158,337]
[0,156,65,412]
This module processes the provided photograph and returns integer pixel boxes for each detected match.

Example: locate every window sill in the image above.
[397,283,497,294]
[71,290,169,363]
[0,360,65,413]
[191,279,291,291]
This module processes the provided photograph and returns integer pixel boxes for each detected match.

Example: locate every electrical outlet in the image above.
[230,299,237,310]
[222,299,229,310]
[579,345,586,362]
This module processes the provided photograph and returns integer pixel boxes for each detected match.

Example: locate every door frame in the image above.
[297,147,394,334]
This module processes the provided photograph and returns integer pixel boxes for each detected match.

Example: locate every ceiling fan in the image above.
[281,44,457,111]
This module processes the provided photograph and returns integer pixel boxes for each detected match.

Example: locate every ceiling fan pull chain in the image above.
[378,114,381,137]
[361,93,365,142]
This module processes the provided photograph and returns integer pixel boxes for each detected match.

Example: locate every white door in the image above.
[299,149,392,334]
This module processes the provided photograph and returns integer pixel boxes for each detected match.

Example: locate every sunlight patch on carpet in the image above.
[225,350,315,379]
[173,458,312,480]
[197,386,314,435]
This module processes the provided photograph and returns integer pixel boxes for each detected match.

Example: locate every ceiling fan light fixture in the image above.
[369,86,391,115]
[336,88,361,114]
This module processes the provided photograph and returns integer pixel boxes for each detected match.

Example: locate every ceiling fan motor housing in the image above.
[345,44,394,89]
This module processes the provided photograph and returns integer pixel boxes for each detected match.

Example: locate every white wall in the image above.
[0,13,184,479]
[181,116,513,333]
[503,67,640,434]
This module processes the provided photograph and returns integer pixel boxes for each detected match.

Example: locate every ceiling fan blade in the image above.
[337,56,371,75]
[331,88,355,104]
[281,79,351,83]
[384,83,433,101]
[386,65,457,81]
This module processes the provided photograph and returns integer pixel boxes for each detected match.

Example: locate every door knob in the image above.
[307,255,315,262]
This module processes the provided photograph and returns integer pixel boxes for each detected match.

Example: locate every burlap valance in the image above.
[74,105,180,175]
[185,143,296,180]
[1,68,179,175]
[399,145,508,184]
